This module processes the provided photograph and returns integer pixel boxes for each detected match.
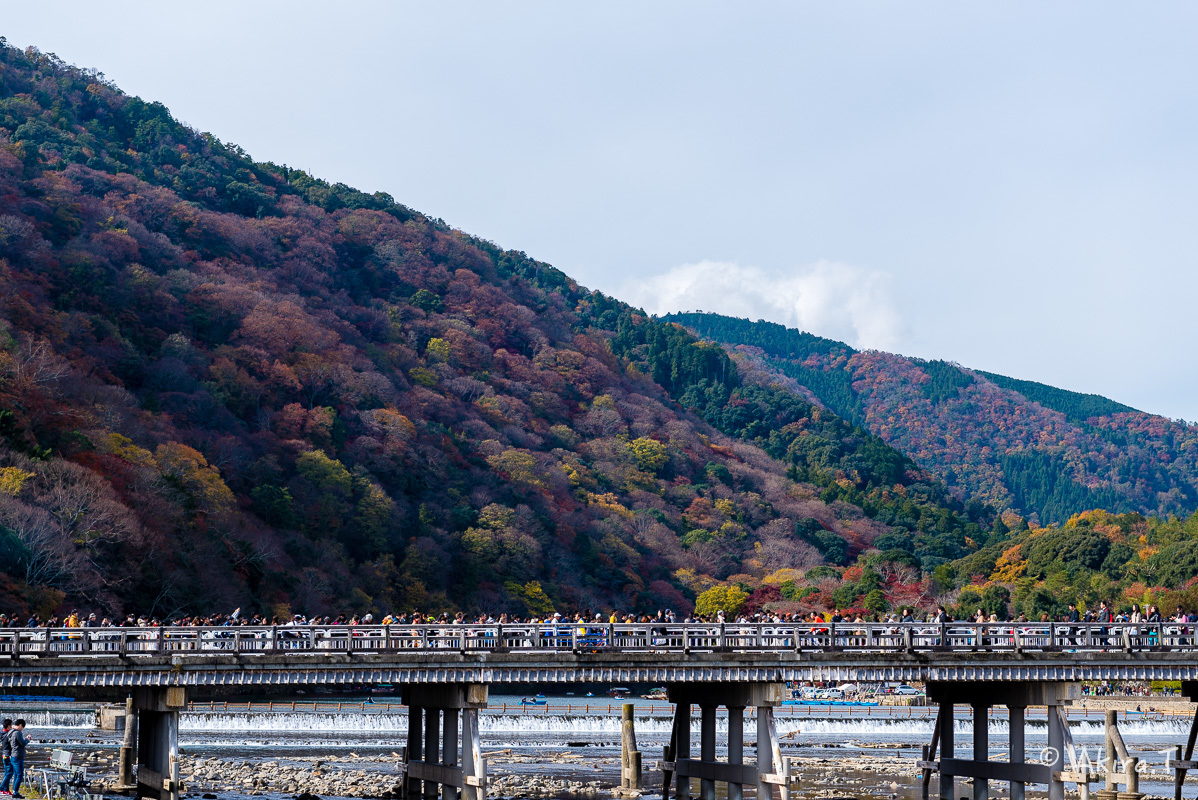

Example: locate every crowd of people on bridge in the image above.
[2,600,1195,631]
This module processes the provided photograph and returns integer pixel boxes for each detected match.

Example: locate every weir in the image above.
[15,680,1198,800]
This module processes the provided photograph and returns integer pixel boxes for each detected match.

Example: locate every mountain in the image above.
[666,312,1198,524]
[0,42,994,618]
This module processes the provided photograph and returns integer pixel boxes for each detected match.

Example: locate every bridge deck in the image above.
[0,623,1191,687]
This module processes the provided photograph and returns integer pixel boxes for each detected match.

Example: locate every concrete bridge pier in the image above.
[126,687,187,800]
[922,682,1080,800]
[401,684,488,800]
[662,682,794,800]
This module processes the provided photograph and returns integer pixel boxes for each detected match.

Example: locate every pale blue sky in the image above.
[6,3,1198,419]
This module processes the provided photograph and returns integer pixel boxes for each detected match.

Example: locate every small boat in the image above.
[608,687,631,698]
[521,697,547,705]
[642,688,668,700]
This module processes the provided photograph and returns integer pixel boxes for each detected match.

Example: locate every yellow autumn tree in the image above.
[762,568,804,586]
[155,442,235,515]
[487,449,543,488]
[628,437,668,473]
[695,585,749,617]
[504,580,555,616]
[990,544,1027,583]
[0,467,33,497]
[425,337,451,362]
[99,433,156,467]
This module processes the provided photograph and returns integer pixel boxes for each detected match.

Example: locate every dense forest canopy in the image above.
[2,41,1197,626]
[669,312,1198,525]
[976,371,1138,423]
[0,41,991,619]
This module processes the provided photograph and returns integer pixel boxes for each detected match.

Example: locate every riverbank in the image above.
[90,750,926,798]
[66,743,1198,800]
[22,694,1195,800]
[1076,695,1194,713]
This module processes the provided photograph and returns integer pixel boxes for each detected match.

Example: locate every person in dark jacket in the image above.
[2,719,30,798]
[1065,603,1081,646]
[1096,600,1114,646]
[0,719,10,795]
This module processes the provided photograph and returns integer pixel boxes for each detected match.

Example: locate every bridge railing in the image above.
[0,621,1189,658]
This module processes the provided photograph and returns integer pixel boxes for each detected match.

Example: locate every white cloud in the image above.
[620,260,906,351]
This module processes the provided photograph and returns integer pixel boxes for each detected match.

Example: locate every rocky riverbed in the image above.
[74,749,1182,800]
[88,750,929,799]
[89,751,611,798]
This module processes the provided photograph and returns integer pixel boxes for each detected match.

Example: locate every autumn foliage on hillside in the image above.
[684,505,1198,624]
[3,43,1196,625]
[0,42,967,618]
[671,313,1198,525]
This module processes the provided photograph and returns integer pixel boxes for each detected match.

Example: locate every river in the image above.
[6,694,1195,799]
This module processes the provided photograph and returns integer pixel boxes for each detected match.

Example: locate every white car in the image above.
[893,684,921,695]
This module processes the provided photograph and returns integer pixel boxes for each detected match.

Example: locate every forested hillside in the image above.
[668,312,1198,524]
[0,42,996,618]
[715,507,1198,625]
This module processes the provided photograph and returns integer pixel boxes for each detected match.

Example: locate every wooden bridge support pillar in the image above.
[939,696,954,800]
[116,695,137,791]
[700,702,716,800]
[923,682,1080,800]
[662,683,794,800]
[401,684,488,800]
[1010,704,1026,800]
[727,704,743,800]
[616,703,643,796]
[129,687,187,800]
[972,702,988,800]
[1170,681,1198,800]
[1097,709,1142,800]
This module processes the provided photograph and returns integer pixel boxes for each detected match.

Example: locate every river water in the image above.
[6,695,1196,799]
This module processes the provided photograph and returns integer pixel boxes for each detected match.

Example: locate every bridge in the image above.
[5,622,1198,800]
[6,620,1198,682]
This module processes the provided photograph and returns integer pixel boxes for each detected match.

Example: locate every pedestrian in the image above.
[1066,603,1081,646]
[0,718,10,795]
[2,718,29,798]
[1097,600,1114,646]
